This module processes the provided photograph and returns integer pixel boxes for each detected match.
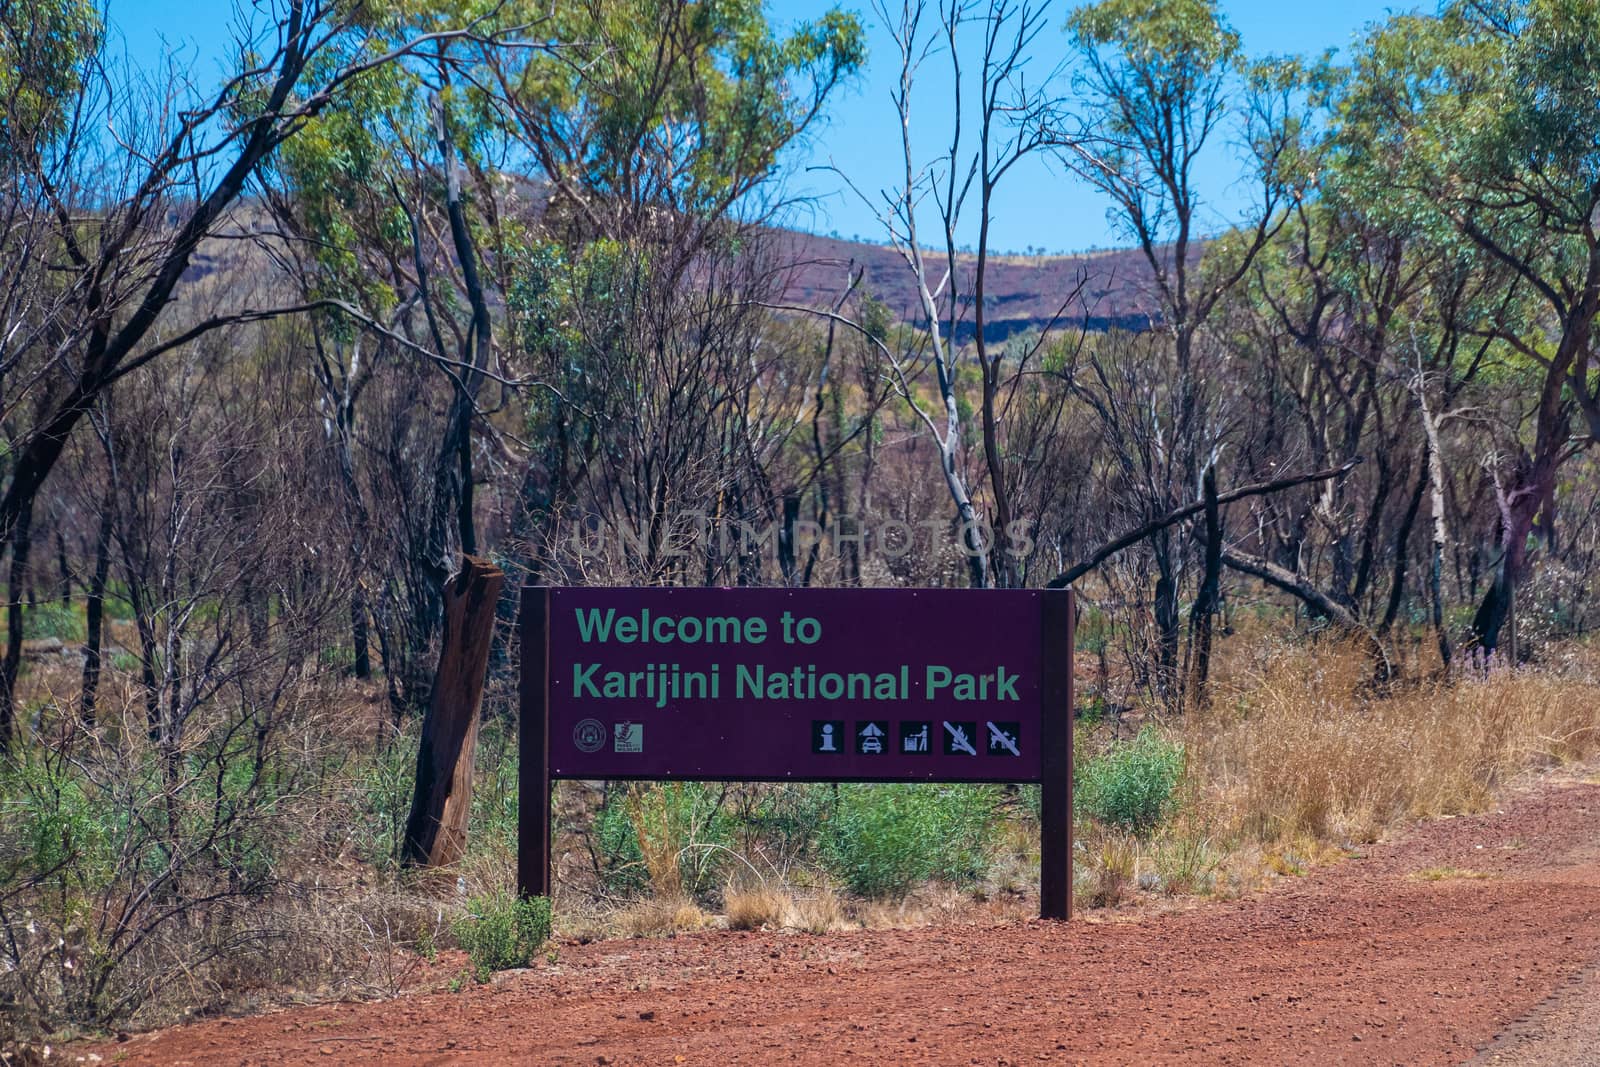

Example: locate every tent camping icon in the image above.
[856,721,887,754]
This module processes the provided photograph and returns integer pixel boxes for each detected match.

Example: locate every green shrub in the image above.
[467,726,520,864]
[452,891,551,983]
[353,735,416,868]
[592,786,650,895]
[588,781,733,899]
[821,784,999,899]
[735,783,833,866]
[23,601,82,642]
[1076,726,1185,837]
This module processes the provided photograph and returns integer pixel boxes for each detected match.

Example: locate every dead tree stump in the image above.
[403,555,505,869]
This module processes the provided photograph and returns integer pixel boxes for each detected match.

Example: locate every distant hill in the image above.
[769,229,1166,344]
[179,192,1167,344]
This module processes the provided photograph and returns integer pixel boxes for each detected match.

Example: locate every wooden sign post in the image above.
[519,586,1074,918]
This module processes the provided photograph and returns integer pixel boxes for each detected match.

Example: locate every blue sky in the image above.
[108,0,1415,252]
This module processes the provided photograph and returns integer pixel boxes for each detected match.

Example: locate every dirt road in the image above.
[95,771,1600,1065]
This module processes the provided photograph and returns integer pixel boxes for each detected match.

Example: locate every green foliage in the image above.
[820,784,1000,899]
[592,785,650,895]
[1332,0,1600,334]
[23,601,82,642]
[0,0,100,151]
[585,781,735,899]
[0,750,116,893]
[466,726,520,864]
[510,0,864,214]
[730,783,834,867]
[353,734,417,868]
[1069,0,1239,73]
[1076,727,1185,837]
[0,727,299,1028]
[452,891,551,982]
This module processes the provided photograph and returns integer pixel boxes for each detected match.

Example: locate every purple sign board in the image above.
[545,587,1044,782]
[520,585,1076,916]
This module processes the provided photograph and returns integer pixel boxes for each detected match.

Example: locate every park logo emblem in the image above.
[572,718,606,753]
[613,722,643,753]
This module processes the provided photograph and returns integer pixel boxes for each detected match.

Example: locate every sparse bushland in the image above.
[10,0,1600,1053]
[7,604,1600,1044]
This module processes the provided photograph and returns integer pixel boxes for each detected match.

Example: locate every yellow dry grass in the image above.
[613,896,709,938]
[1188,641,1600,848]
[724,886,787,931]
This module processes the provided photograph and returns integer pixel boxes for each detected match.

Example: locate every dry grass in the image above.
[788,888,849,934]
[1190,641,1600,848]
[1062,639,1600,908]
[1074,826,1139,909]
[1410,866,1490,882]
[724,886,787,931]
[613,896,710,938]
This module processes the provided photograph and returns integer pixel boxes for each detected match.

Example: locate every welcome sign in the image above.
[547,587,1043,781]
[520,585,1076,916]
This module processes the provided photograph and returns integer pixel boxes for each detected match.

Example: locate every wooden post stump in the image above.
[403,555,504,869]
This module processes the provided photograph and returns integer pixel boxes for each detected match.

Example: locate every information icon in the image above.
[812,720,845,754]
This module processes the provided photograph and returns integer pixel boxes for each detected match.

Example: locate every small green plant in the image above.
[592,786,650,895]
[23,601,83,642]
[821,783,999,899]
[416,925,439,964]
[451,891,552,983]
[1076,726,1185,838]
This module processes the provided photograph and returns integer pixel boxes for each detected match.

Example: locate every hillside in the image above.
[173,194,1166,345]
[770,228,1166,343]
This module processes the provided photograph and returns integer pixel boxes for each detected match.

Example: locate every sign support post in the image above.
[517,586,551,900]
[1038,588,1075,920]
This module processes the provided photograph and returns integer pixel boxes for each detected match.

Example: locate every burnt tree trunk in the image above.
[402,555,505,869]
[56,530,71,603]
[0,502,35,753]
[1380,458,1427,633]
[350,593,372,680]
[80,500,114,723]
[1472,463,1544,663]
[1152,529,1180,701]
[1186,466,1222,712]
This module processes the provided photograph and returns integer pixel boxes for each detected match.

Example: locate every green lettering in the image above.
[574,608,615,643]
[573,663,601,697]
[736,664,762,697]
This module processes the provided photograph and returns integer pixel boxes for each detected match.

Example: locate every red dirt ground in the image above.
[90,770,1600,1065]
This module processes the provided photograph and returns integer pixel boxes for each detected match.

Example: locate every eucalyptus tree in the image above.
[0,0,504,749]
[845,0,1064,589]
[1047,0,1300,698]
[258,1,535,708]
[1335,0,1600,659]
[488,0,865,585]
